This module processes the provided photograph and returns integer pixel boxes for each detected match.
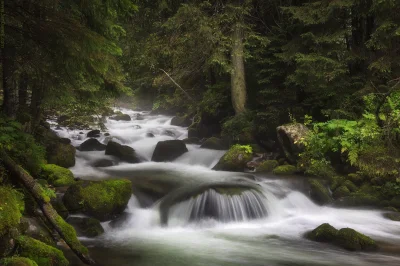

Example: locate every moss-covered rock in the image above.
[272,165,297,175]
[47,143,75,168]
[16,236,68,266]
[66,217,104,237]
[343,180,358,192]
[50,195,69,219]
[200,137,227,150]
[63,179,132,221]
[335,228,377,251]
[0,257,38,266]
[347,173,364,186]
[105,141,140,163]
[256,160,279,173]
[329,175,346,191]
[305,223,338,242]
[40,164,75,187]
[309,179,333,205]
[384,212,400,221]
[336,194,380,207]
[0,187,24,237]
[213,145,253,172]
[18,217,55,247]
[333,186,351,199]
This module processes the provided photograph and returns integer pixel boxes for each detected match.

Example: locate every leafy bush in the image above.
[222,112,254,143]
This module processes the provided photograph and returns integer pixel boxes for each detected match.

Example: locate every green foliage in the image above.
[0,117,45,175]
[222,112,254,143]
[272,165,297,175]
[0,186,25,236]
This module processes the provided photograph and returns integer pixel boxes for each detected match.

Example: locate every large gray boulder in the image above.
[105,141,139,163]
[277,123,309,163]
[151,140,188,162]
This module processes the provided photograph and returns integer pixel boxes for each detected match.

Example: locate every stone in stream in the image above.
[183,137,200,144]
[105,141,140,163]
[171,116,192,127]
[62,179,132,221]
[108,212,133,228]
[91,158,115,168]
[40,164,76,187]
[213,145,253,172]
[200,137,227,150]
[66,217,104,237]
[308,179,333,205]
[151,140,188,162]
[87,129,101,138]
[109,113,131,121]
[146,132,155,138]
[276,123,309,163]
[305,224,377,251]
[79,138,106,151]
[47,142,76,168]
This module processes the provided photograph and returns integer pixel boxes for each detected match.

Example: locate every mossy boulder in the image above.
[336,194,380,207]
[66,217,104,237]
[47,143,75,168]
[333,186,351,199]
[309,179,333,205]
[257,160,279,173]
[109,113,131,121]
[151,140,188,162]
[79,138,106,151]
[272,165,297,175]
[0,187,24,237]
[213,145,253,172]
[343,180,358,192]
[105,141,140,163]
[305,223,338,242]
[200,137,227,150]
[276,123,309,163]
[0,257,38,266]
[63,179,132,221]
[16,236,68,266]
[335,228,377,251]
[40,164,75,187]
[329,175,346,191]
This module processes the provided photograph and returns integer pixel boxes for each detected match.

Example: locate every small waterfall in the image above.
[167,188,268,226]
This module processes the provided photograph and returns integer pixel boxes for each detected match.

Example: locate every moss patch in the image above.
[305,223,338,242]
[333,186,351,199]
[40,164,75,187]
[0,186,24,236]
[343,180,358,192]
[16,236,68,266]
[54,216,88,255]
[272,165,297,175]
[309,179,332,205]
[213,145,253,172]
[257,160,279,173]
[47,143,75,168]
[335,228,377,251]
[0,257,38,266]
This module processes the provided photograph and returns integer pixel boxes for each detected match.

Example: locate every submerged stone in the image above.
[105,141,140,163]
[151,140,188,162]
[79,138,106,151]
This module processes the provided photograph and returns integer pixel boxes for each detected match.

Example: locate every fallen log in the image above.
[0,149,94,265]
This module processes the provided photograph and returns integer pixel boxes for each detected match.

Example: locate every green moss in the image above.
[0,257,38,266]
[213,145,253,172]
[16,236,68,266]
[63,179,132,221]
[54,216,88,255]
[272,165,297,175]
[40,164,75,187]
[257,160,279,172]
[47,143,75,168]
[330,175,345,191]
[309,179,332,205]
[305,223,338,242]
[343,180,358,192]
[333,186,351,199]
[335,228,377,251]
[66,217,104,237]
[214,187,251,196]
[347,173,364,186]
[0,187,24,236]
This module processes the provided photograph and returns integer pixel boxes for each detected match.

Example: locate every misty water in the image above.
[53,108,400,266]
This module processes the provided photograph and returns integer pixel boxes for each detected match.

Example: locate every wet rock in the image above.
[272,165,297,175]
[132,125,141,129]
[151,140,188,162]
[57,115,70,124]
[146,133,155,138]
[59,138,71,145]
[335,228,377,251]
[110,114,131,121]
[47,143,75,168]
[213,145,253,172]
[276,123,309,163]
[171,116,192,127]
[200,137,227,150]
[183,137,200,144]
[66,217,104,237]
[87,129,101,138]
[79,138,106,151]
[163,130,175,137]
[308,179,333,205]
[109,212,133,228]
[256,160,279,173]
[91,159,115,168]
[105,141,140,163]
[19,217,56,247]
[51,194,69,219]
[63,179,133,221]
[332,186,351,199]
[104,133,110,136]
[305,223,338,242]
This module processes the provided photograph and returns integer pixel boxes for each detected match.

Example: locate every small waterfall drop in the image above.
[167,188,268,226]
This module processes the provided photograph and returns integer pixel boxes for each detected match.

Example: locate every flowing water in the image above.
[53,109,400,266]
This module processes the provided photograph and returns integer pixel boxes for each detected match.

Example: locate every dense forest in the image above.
[1,1,400,266]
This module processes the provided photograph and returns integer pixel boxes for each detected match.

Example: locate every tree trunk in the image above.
[230,22,247,115]
[18,72,28,111]
[0,149,95,265]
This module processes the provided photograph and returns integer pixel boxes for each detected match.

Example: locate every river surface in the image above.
[53,108,400,266]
